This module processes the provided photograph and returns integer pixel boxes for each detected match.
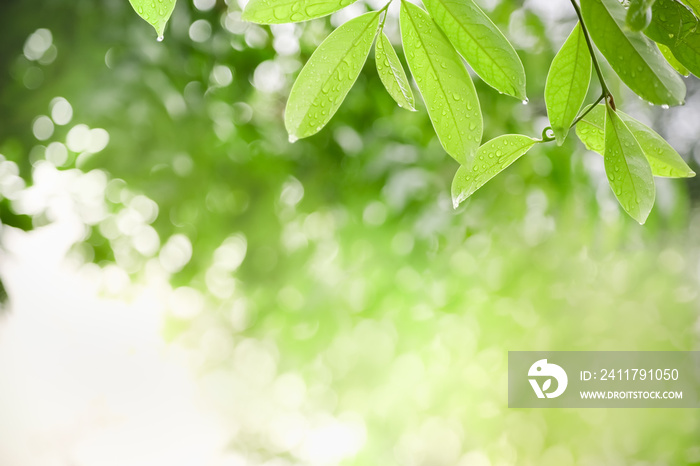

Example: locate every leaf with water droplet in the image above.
[603,103,655,224]
[400,1,482,164]
[451,134,536,207]
[624,118,695,178]
[657,43,690,77]
[545,22,592,146]
[576,104,695,178]
[285,12,380,141]
[375,32,416,111]
[242,0,360,24]
[645,0,700,77]
[422,0,527,100]
[680,0,700,17]
[582,0,685,106]
[129,0,176,39]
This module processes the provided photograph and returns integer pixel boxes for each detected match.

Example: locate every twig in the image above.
[569,0,612,101]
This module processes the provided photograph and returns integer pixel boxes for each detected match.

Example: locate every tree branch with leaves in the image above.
[129,0,697,224]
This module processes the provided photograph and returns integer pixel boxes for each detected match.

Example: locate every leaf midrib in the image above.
[561,26,588,131]
[654,11,700,56]
[606,109,641,214]
[438,0,520,95]
[460,136,534,199]
[379,35,413,105]
[297,13,379,130]
[477,138,534,172]
[404,3,467,154]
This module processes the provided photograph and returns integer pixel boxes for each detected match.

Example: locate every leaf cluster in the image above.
[129,0,699,224]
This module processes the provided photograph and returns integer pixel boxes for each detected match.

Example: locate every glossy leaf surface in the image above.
[576,104,695,178]
[645,0,700,76]
[242,0,359,24]
[285,12,380,141]
[375,32,416,111]
[545,23,592,145]
[658,43,691,77]
[452,135,536,207]
[423,0,526,100]
[581,0,685,106]
[603,104,655,224]
[128,0,176,39]
[400,1,482,164]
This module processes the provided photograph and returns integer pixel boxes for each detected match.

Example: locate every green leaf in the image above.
[285,12,380,141]
[603,104,655,224]
[574,105,606,153]
[657,43,690,77]
[627,0,656,31]
[581,0,686,106]
[129,0,176,39]
[645,0,700,77]
[400,1,482,164]
[242,0,359,24]
[423,0,526,100]
[375,32,416,111]
[576,104,695,178]
[544,23,592,145]
[623,118,696,178]
[451,135,536,207]
[680,0,700,17]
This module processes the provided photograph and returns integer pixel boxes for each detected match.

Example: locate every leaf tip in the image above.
[634,209,652,225]
[451,178,469,209]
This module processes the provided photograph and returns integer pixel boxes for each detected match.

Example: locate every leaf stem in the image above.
[539,2,615,145]
[569,0,612,101]
[570,93,605,128]
[378,0,392,30]
[539,91,604,143]
[379,0,393,14]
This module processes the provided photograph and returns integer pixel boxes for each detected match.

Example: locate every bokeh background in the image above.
[1,0,700,464]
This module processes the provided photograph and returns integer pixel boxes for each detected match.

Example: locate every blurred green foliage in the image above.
[1,0,700,464]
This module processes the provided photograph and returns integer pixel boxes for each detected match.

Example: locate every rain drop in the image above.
[288,135,298,143]
[157,35,164,42]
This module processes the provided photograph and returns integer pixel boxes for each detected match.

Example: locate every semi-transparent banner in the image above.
[508,351,700,408]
